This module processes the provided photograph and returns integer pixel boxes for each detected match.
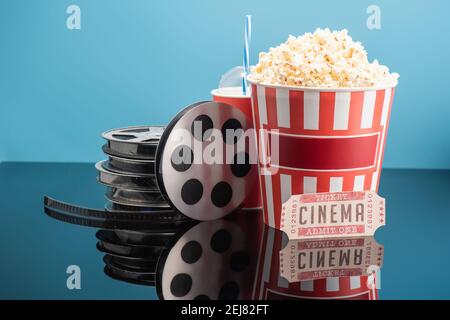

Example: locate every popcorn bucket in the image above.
[249,81,397,229]
[252,224,378,300]
[212,87,262,210]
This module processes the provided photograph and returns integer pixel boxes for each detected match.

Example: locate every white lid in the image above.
[211,86,251,98]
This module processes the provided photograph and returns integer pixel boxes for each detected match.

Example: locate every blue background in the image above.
[0,0,449,167]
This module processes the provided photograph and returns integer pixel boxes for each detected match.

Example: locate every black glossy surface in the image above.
[1,162,450,299]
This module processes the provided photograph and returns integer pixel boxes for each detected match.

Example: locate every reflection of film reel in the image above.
[97,229,176,250]
[102,126,165,160]
[156,218,253,300]
[104,155,155,175]
[104,254,157,271]
[105,187,169,208]
[96,237,164,259]
[114,229,178,247]
[99,228,174,286]
[104,264,155,286]
[96,161,159,192]
[96,212,260,297]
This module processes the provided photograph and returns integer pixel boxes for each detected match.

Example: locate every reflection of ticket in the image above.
[280,191,385,239]
[280,237,383,282]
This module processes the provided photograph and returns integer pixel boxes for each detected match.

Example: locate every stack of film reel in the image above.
[93,101,256,222]
[97,126,170,213]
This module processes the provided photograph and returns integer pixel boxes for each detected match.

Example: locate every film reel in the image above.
[104,201,171,213]
[155,101,256,221]
[104,155,156,175]
[102,126,165,160]
[104,187,169,208]
[96,161,159,192]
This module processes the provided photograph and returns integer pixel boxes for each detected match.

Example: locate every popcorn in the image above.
[248,28,399,88]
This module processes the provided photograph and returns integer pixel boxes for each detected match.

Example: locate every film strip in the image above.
[44,196,193,232]
[44,207,158,230]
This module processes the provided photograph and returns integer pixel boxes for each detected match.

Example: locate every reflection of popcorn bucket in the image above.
[212,87,262,210]
[253,225,378,300]
[249,81,396,229]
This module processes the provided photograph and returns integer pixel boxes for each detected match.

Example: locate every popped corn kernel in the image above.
[248,28,399,88]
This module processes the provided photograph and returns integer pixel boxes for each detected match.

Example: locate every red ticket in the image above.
[280,191,386,239]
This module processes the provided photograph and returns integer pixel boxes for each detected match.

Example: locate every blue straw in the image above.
[243,15,252,95]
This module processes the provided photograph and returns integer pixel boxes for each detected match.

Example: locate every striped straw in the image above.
[242,14,252,95]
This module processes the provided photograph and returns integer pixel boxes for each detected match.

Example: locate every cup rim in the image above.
[247,78,398,92]
[211,87,251,98]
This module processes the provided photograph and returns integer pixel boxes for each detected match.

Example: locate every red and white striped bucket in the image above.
[250,81,397,230]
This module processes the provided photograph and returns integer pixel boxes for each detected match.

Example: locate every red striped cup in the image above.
[249,81,397,229]
[212,87,262,210]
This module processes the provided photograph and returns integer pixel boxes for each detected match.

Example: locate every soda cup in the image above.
[249,80,397,229]
[212,86,262,210]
